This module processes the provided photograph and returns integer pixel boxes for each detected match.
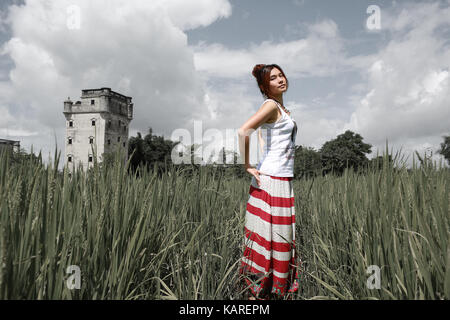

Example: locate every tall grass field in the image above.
[0,146,448,299]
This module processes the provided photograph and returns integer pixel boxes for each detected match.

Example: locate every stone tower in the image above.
[63,88,133,172]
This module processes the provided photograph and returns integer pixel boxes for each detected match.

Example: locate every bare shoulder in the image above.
[259,100,278,123]
[239,100,279,133]
[259,99,278,112]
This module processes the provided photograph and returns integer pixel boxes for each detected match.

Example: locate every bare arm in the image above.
[237,100,277,168]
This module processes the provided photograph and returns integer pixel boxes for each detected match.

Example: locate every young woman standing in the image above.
[237,64,300,300]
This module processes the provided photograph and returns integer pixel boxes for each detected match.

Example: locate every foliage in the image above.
[104,127,182,176]
[0,143,448,299]
[437,135,450,166]
[1,146,43,169]
[293,145,322,179]
[121,128,402,180]
[319,130,372,175]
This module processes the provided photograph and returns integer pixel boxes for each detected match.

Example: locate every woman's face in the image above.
[268,67,287,96]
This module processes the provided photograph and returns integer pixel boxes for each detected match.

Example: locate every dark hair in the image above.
[252,64,289,101]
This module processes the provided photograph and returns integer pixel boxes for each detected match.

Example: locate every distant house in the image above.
[63,88,133,172]
[0,138,20,153]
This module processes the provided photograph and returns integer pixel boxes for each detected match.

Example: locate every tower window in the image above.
[91,99,95,105]
[92,120,96,126]
[89,137,94,144]
[68,137,72,145]
[88,155,93,162]
[68,156,72,162]
[123,142,126,147]
[107,139,111,145]
[117,136,121,142]
[108,120,111,129]
[69,120,73,127]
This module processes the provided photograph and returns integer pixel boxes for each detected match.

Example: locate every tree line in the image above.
[118,128,450,179]
[3,130,448,179]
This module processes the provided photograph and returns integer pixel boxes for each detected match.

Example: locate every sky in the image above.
[0,0,449,169]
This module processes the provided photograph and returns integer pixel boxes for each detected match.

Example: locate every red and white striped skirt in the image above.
[240,174,301,298]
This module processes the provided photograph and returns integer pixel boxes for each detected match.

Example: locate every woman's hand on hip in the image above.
[246,166,261,187]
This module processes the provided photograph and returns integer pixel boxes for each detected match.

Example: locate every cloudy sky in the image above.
[0,0,449,169]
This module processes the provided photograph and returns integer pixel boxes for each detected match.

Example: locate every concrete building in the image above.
[0,138,20,153]
[63,88,133,172]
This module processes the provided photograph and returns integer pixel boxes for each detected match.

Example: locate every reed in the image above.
[0,143,448,299]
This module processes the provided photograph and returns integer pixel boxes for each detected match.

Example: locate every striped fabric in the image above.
[240,174,300,298]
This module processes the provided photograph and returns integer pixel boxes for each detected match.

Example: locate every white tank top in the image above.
[256,99,298,177]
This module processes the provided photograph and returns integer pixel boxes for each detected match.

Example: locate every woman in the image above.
[237,64,300,300]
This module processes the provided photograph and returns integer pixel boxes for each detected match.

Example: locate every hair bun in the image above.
[252,64,265,78]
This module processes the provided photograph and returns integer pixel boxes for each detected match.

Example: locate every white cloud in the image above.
[192,19,346,79]
[190,18,360,164]
[0,105,14,128]
[284,100,346,150]
[0,0,232,166]
[191,3,450,168]
[1,0,449,170]
[162,0,231,30]
[0,104,39,139]
[292,0,306,7]
[307,19,338,39]
[343,1,450,166]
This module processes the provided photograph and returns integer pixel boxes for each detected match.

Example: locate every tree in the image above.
[124,127,181,175]
[319,130,372,175]
[217,147,247,179]
[3,146,43,169]
[437,135,450,166]
[128,132,145,171]
[294,145,322,179]
[367,154,393,171]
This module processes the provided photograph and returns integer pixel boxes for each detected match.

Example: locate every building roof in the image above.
[0,138,20,144]
[0,138,20,148]
[81,87,132,100]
